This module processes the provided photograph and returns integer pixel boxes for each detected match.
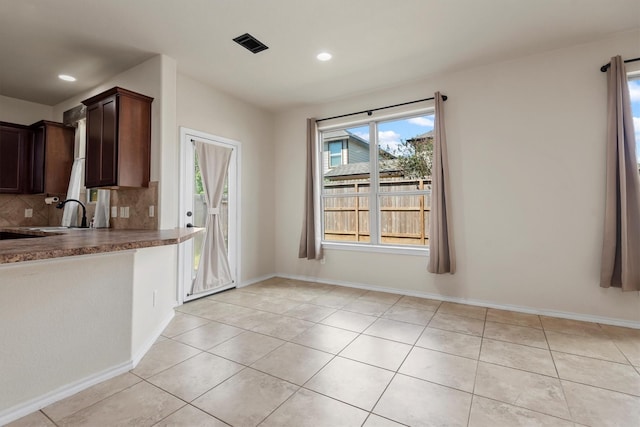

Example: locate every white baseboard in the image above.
[276,273,640,330]
[0,361,132,426]
[238,273,277,288]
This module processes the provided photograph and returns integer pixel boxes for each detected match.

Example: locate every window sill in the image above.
[322,241,429,257]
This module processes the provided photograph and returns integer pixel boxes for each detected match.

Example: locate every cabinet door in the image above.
[85,95,118,187]
[43,125,74,194]
[0,125,30,193]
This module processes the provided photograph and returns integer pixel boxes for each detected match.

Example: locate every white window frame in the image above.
[318,108,434,256]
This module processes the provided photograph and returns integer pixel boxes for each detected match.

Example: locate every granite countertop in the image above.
[0,227,204,264]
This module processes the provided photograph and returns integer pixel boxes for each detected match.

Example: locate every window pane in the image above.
[378,115,434,189]
[628,76,640,173]
[322,126,370,186]
[329,141,342,154]
[193,152,206,275]
[323,196,370,242]
[379,193,430,246]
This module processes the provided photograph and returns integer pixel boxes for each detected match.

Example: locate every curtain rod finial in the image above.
[442,95,448,101]
[600,64,610,72]
[367,111,372,116]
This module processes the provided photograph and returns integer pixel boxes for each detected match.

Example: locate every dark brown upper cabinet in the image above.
[82,87,153,188]
[31,121,75,194]
[0,120,74,194]
[0,122,31,193]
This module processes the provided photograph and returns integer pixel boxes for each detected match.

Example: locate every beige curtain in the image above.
[299,118,323,260]
[428,92,456,274]
[192,141,233,294]
[600,56,640,291]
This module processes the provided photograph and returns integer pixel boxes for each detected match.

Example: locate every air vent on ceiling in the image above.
[233,33,269,54]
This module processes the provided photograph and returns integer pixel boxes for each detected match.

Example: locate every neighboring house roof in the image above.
[323,129,369,145]
[324,159,402,180]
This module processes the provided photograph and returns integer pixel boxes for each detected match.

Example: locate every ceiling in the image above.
[1,0,639,111]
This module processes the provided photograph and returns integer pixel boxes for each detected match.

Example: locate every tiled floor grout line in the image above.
[470,394,576,423]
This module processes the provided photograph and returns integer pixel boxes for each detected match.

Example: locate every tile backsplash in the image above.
[0,182,158,230]
[109,181,158,230]
[0,193,64,227]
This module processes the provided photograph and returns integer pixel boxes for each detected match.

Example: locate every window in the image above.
[628,74,640,174]
[320,112,434,250]
[329,141,343,168]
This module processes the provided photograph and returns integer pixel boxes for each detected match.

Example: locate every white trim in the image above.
[322,241,429,256]
[236,273,278,288]
[276,273,640,330]
[178,127,241,304]
[0,362,132,426]
[369,121,380,245]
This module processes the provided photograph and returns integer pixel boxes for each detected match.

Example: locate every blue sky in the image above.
[349,114,435,154]
[629,79,640,162]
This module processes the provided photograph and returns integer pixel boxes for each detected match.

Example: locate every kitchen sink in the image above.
[0,231,46,240]
[27,227,92,232]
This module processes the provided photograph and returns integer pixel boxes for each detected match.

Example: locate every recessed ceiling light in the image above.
[58,74,76,82]
[317,52,332,61]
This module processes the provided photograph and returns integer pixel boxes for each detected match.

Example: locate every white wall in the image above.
[274,30,640,324]
[0,95,53,124]
[177,73,276,283]
[131,245,177,359]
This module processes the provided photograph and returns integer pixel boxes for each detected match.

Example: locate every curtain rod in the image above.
[600,57,640,72]
[316,94,447,123]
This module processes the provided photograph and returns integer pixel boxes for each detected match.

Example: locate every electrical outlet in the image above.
[149,205,154,217]
[24,208,33,218]
[111,206,118,218]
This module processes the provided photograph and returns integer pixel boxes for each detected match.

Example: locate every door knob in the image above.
[186,223,193,228]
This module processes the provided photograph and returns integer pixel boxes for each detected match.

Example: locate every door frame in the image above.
[178,127,241,304]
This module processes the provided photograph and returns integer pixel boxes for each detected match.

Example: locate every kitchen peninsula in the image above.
[0,227,202,423]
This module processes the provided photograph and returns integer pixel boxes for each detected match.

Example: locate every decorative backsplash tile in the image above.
[0,193,64,227]
[109,181,158,230]
[0,181,158,230]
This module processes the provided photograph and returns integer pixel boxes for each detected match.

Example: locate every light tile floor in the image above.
[9,278,640,427]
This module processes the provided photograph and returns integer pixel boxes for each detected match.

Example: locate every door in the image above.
[179,128,240,303]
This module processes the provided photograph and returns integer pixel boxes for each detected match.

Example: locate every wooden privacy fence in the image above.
[323,179,431,246]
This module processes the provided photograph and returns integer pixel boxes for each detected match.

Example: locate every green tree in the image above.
[393,135,433,179]
[194,155,204,195]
